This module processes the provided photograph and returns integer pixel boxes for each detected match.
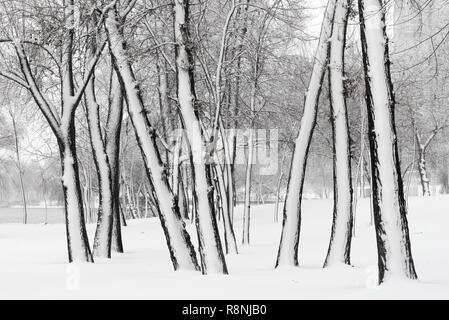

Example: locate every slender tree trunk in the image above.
[242,124,254,246]
[324,0,353,267]
[358,0,417,283]
[214,161,238,255]
[219,119,236,228]
[10,114,28,225]
[230,2,250,222]
[106,72,125,253]
[276,0,337,268]
[274,144,288,223]
[106,5,200,272]
[85,29,114,257]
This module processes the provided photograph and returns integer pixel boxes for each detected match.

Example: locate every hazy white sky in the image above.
[305,0,397,46]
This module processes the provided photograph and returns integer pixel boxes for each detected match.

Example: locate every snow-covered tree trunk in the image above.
[59,28,95,262]
[59,130,93,263]
[85,19,114,258]
[174,0,228,274]
[86,79,114,258]
[106,72,125,253]
[358,0,417,283]
[105,5,200,272]
[276,0,337,268]
[324,0,353,268]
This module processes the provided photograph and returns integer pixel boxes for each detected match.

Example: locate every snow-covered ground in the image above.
[1,196,449,299]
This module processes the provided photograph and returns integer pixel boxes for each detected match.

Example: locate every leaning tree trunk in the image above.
[324,0,354,268]
[174,0,228,274]
[358,0,417,284]
[105,5,200,272]
[276,0,337,268]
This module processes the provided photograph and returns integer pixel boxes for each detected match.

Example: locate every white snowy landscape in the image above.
[1,0,449,302]
[2,197,449,299]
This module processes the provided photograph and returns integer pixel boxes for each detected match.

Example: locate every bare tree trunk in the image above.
[59,133,93,263]
[324,0,353,267]
[358,0,417,284]
[219,119,236,228]
[85,21,114,257]
[213,159,238,255]
[10,113,27,225]
[242,125,254,246]
[106,71,125,253]
[274,144,288,223]
[230,2,250,224]
[276,0,337,268]
[415,129,435,197]
[417,148,431,196]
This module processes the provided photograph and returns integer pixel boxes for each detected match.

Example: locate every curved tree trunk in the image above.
[358,0,417,284]
[276,0,337,268]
